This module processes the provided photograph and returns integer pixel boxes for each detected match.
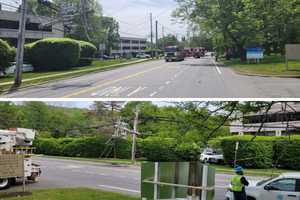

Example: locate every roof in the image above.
[280,172,300,179]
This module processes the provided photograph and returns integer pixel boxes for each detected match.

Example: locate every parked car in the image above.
[5,63,34,74]
[200,148,224,164]
[225,173,300,200]
[136,53,151,59]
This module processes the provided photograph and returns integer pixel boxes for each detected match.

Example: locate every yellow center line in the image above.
[62,64,167,98]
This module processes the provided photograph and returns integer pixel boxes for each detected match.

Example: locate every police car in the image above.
[225,173,300,200]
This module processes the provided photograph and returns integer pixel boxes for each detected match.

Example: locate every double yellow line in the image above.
[62,64,166,98]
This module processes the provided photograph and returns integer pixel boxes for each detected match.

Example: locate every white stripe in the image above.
[127,86,146,97]
[150,91,158,97]
[212,59,222,75]
[98,185,140,193]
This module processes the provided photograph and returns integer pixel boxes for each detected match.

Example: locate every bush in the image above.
[274,140,300,170]
[78,41,97,58]
[138,137,179,161]
[0,39,15,73]
[34,138,62,156]
[24,42,35,63]
[62,137,107,158]
[219,135,300,169]
[175,142,201,161]
[29,38,80,71]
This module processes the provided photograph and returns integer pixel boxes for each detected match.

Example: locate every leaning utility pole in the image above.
[150,13,153,58]
[131,107,139,163]
[155,20,158,49]
[14,0,28,87]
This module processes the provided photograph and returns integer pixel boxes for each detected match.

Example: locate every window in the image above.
[268,179,296,192]
[296,179,300,192]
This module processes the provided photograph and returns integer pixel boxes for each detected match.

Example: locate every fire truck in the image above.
[0,128,41,190]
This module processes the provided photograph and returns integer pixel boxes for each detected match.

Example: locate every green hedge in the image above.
[29,38,80,71]
[218,135,300,169]
[0,39,15,73]
[34,136,131,159]
[77,41,97,66]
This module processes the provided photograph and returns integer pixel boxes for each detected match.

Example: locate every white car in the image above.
[200,148,224,164]
[225,173,300,200]
[5,63,34,74]
[136,53,151,59]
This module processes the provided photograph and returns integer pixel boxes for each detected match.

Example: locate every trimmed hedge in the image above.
[0,39,15,73]
[34,136,131,159]
[218,135,300,169]
[29,38,80,71]
[77,41,97,66]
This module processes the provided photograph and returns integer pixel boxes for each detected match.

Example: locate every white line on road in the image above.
[127,86,146,97]
[165,81,171,85]
[98,185,140,194]
[213,59,222,75]
[158,86,165,90]
[150,91,158,97]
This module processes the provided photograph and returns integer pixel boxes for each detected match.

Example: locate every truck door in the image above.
[262,178,298,200]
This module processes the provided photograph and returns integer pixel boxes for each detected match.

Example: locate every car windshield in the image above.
[256,176,279,186]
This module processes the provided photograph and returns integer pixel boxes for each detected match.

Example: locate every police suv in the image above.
[225,173,300,200]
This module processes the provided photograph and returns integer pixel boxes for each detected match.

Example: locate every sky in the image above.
[0,0,187,41]
[100,0,187,40]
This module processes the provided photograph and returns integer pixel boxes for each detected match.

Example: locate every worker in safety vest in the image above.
[231,166,249,200]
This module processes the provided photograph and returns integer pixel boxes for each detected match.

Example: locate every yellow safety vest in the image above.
[231,175,244,192]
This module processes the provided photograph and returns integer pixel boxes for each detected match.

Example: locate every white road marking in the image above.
[165,81,171,85]
[158,86,165,90]
[212,59,222,75]
[98,185,140,194]
[150,91,158,97]
[127,86,146,97]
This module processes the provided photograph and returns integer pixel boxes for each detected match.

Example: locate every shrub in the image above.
[29,38,80,71]
[24,42,35,63]
[78,41,97,58]
[175,142,201,161]
[138,137,179,161]
[220,137,273,168]
[114,138,131,159]
[61,137,107,158]
[34,138,62,156]
[0,39,15,73]
[274,140,300,170]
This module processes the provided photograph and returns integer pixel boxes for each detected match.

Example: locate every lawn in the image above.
[224,55,300,77]
[0,59,139,83]
[0,188,138,200]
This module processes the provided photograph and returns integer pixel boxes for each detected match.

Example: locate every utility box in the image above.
[141,162,215,200]
[0,154,24,179]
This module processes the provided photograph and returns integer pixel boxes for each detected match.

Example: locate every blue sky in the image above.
[100,0,187,39]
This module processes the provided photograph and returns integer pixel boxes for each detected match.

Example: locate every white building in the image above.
[0,10,64,46]
[112,36,147,56]
[230,103,300,136]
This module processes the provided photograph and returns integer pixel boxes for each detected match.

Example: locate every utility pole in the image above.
[14,0,28,87]
[131,107,139,163]
[155,20,158,49]
[162,25,165,49]
[150,12,153,58]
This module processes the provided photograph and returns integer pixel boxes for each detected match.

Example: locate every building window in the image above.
[0,19,52,32]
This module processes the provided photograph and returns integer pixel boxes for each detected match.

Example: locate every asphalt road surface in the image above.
[1,157,264,200]
[1,57,299,98]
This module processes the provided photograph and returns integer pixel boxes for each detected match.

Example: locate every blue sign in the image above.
[246,47,264,59]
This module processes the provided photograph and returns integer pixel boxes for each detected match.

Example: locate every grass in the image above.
[0,188,139,200]
[223,55,300,77]
[37,155,137,165]
[0,58,150,92]
[210,164,299,177]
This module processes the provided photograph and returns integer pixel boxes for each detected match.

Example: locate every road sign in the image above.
[285,44,300,70]
[246,47,264,60]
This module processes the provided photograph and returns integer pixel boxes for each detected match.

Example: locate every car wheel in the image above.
[0,178,11,190]
[247,196,256,200]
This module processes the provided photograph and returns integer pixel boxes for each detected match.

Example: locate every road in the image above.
[1,57,299,98]
[1,157,264,200]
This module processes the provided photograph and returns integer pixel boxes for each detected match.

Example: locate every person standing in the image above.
[231,166,249,200]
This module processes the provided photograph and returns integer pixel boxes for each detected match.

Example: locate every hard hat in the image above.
[235,166,244,173]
